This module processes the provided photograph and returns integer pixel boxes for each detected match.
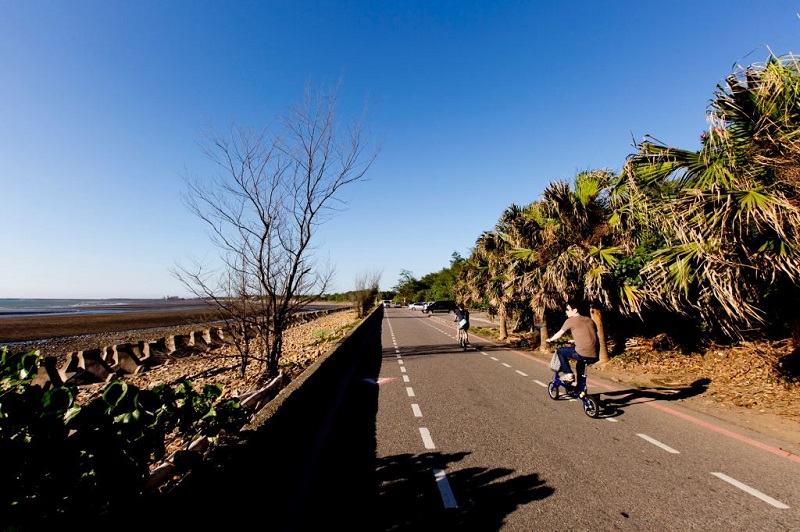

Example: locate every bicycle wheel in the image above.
[547,381,560,400]
[583,396,600,418]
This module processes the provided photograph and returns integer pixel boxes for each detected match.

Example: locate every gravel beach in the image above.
[0,301,346,356]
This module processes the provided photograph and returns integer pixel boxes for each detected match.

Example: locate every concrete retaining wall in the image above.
[126,304,385,529]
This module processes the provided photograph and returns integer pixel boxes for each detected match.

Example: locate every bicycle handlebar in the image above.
[545,337,574,346]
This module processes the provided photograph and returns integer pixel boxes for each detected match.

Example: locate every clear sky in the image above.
[1,1,798,299]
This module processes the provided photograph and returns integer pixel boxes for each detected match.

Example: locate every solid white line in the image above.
[636,433,680,454]
[412,404,422,417]
[711,472,789,509]
[515,370,528,376]
[433,469,459,508]
[419,427,435,449]
[403,375,410,383]
[406,387,415,397]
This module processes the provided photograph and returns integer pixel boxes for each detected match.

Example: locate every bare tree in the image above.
[353,269,382,317]
[173,85,378,379]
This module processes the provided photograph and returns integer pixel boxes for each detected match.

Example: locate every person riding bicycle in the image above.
[454,302,470,345]
[545,299,598,389]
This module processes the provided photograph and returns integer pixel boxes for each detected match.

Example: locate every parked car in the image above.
[408,302,426,310]
[422,300,456,314]
[394,302,402,308]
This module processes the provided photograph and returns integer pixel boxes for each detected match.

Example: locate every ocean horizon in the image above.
[0,298,205,318]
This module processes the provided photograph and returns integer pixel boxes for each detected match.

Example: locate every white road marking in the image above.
[406,387,415,397]
[419,427,435,449]
[402,375,410,383]
[400,366,406,373]
[433,469,459,508]
[412,404,422,417]
[501,362,511,368]
[490,356,499,361]
[637,433,680,454]
[515,370,528,376]
[711,472,789,509]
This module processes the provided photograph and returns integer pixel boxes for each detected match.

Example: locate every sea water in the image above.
[0,298,204,318]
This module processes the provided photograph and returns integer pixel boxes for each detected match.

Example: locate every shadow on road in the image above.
[598,378,711,418]
[372,451,554,531]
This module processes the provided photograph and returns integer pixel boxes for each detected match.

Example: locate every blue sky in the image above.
[1,1,798,299]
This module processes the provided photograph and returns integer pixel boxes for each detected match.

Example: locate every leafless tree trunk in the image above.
[173,85,378,379]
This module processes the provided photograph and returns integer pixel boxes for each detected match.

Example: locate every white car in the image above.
[408,302,426,310]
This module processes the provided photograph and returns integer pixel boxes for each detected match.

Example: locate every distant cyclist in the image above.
[454,302,470,345]
[546,299,598,388]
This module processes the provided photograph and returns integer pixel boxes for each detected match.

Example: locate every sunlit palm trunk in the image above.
[498,303,508,340]
[539,324,550,352]
[590,307,609,363]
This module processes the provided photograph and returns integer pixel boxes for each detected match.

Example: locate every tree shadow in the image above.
[599,378,711,417]
[370,451,554,531]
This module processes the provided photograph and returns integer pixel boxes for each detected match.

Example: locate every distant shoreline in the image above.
[0,298,208,319]
[0,300,348,354]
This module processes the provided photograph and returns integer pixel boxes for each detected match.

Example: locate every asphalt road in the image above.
[371,307,800,531]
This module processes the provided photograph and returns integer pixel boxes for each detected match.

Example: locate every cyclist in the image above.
[454,302,470,346]
[545,299,598,388]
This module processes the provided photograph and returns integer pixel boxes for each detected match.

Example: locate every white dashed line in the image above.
[406,387,415,397]
[402,375,410,383]
[515,370,528,376]
[711,472,789,509]
[637,433,680,454]
[412,404,422,417]
[433,469,459,508]
[419,427,436,449]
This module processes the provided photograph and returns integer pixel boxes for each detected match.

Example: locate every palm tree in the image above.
[468,230,513,340]
[620,53,800,340]
[511,170,617,361]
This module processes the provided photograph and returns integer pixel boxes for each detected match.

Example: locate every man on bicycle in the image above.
[454,302,470,345]
[545,299,598,388]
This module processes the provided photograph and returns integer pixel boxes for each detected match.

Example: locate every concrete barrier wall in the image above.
[135,303,385,529]
[29,308,343,389]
